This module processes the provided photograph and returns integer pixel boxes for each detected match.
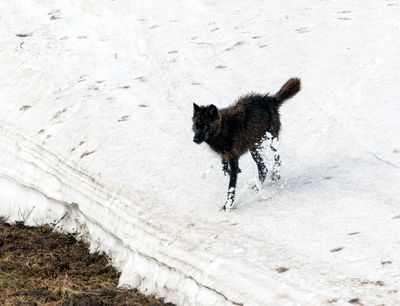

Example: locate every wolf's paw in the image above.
[222,198,235,211]
[271,172,281,181]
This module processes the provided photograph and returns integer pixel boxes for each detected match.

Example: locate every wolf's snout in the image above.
[193,136,202,144]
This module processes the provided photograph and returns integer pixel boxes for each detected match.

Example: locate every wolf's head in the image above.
[192,103,221,144]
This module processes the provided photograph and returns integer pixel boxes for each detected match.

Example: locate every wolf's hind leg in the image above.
[250,132,272,184]
[251,148,267,184]
[270,137,281,181]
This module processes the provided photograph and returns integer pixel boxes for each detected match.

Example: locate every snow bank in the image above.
[1,0,400,305]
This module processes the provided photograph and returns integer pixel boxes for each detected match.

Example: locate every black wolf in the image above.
[192,78,301,210]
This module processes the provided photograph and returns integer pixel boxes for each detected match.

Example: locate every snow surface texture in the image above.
[1,1,400,305]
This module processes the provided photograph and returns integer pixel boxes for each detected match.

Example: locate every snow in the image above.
[1,0,400,305]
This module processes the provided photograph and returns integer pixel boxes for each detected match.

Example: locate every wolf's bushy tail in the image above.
[274,78,301,107]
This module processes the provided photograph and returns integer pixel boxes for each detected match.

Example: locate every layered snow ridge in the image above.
[1,1,400,305]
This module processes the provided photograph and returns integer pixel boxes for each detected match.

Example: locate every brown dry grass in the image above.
[0,217,174,306]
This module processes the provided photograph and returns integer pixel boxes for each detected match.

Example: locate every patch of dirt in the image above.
[0,217,174,306]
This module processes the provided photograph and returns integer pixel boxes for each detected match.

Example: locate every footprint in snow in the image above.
[295,27,310,34]
[225,41,244,51]
[210,27,219,32]
[275,267,289,273]
[348,298,362,305]
[48,9,61,20]
[336,10,352,20]
[16,33,33,38]
[360,280,385,286]
[381,260,392,265]
[80,151,95,159]
[51,108,67,121]
[330,247,344,253]
[118,115,130,122]
[71,140,86,152]
[337,10,352,14]
[135,76,147,82]
[20,105,31,111]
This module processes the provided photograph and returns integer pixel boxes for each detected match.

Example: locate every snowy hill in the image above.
[1,1,400,305]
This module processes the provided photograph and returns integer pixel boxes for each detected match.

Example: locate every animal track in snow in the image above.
[51,108,67,121]
[118,115,130,122]
[348,298,362,305]
[275,267,289,273]
[360,279,385,286]
[19,105,31,111]
[80,150,95,159]
[135,76,147,82]
[337,10,352,20]
[295,27,310,34]
[225,41,244,51]
[381,260,392,265]
[71,140,86,152]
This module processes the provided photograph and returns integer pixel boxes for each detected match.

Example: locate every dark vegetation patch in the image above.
[0,217,174,306]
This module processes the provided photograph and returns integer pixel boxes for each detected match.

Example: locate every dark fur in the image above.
[192,78,301,210]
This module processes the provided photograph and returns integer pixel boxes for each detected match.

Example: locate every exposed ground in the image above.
[0,217,174,306]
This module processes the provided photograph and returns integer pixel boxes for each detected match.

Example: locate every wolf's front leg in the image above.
[221,158,241,176]
[223,157,239,211]
[221,158,230,176]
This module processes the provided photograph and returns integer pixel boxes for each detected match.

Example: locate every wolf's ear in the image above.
[207,104,219,119]
[193,103,200,115]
